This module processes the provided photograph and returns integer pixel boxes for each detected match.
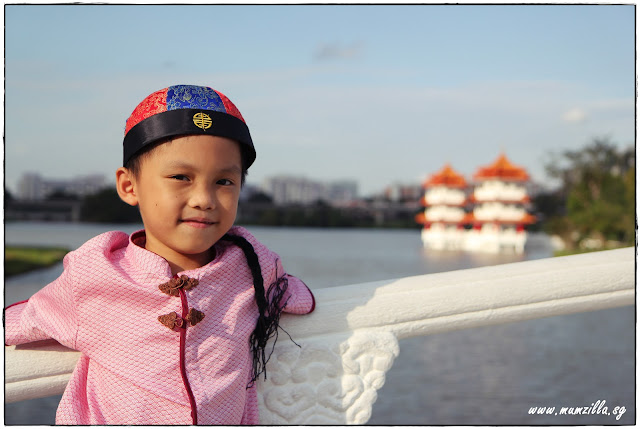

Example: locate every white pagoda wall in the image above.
[464,226,526,254]
[473,180,526,202]
[473,202,528,222]
[421,224,465,251]
[424,205,466,222]
[424,186,466,205]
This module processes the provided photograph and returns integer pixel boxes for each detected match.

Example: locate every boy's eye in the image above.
[217,179,234,186]
[170,175,190,181]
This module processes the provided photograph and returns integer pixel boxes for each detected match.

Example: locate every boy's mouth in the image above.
[181,218,217,228]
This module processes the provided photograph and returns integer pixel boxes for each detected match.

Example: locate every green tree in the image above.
[46,190,79,201]
[80,188,141,223]
[545,137,635,249]
[247,191,273,204]
[5,188,14,203]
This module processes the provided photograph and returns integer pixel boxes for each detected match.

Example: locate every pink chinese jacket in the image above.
[4,226,315,425]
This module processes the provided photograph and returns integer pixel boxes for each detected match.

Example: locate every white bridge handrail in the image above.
[4,248,635,423]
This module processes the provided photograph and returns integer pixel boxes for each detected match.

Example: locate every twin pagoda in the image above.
[416,154,536,254]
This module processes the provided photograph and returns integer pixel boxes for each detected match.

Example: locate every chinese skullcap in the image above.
[123,85,255,168]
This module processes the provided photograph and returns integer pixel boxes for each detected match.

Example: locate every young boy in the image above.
[4,85,316,425]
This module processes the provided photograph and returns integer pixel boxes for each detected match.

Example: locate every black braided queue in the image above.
[221,234,294,388]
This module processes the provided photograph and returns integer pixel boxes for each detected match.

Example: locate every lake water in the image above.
[4,222,635,425]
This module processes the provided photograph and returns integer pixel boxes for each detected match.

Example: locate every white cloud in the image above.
[562,108,588,123]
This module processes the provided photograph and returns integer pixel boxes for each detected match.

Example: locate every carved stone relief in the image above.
[257,329,399,424]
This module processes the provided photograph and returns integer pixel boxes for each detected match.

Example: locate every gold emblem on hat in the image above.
[193,112,212,130]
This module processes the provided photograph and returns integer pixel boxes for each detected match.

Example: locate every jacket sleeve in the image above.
[4,252,79,349]
[273,258,315,315]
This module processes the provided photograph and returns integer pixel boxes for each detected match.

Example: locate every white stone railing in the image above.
[5,247,635,424]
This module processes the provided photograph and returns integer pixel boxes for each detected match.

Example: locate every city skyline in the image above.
[8,152,545,203]
[5,4,635,196]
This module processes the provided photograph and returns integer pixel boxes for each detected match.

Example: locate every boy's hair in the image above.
[123,85,255,174]
[124,137,249,186]
[221,234,295,388]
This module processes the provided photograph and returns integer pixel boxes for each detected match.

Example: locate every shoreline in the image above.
[5,246,69,278]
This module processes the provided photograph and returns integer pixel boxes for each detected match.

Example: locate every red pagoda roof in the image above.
[473,154,530,182]
[465,212,537,225]
[423,163,467,188]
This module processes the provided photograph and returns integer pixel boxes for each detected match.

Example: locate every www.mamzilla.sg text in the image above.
[528,400,626,421]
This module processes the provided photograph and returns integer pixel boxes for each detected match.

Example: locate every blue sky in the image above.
[4,4,635,196]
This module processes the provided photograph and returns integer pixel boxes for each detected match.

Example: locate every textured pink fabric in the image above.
[5,226,314,425]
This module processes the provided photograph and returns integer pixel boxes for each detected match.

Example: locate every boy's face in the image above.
[126,135,242,270]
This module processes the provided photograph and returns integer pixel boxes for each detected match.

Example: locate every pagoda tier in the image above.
[473,153,529,182]
[424,205,466,222]
[416,211,474,226]
[420,223,467,251]
[465,223,528,253]
[421,164,468,207]
[469,194,531,204]
[472,180,529,203]
[421,188,467,207]
[423,163,468,188]
[469,202,536,225]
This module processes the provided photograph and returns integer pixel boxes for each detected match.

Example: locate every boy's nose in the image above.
[189,185,216,210]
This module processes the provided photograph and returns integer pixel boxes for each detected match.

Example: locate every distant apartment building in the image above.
[17,173,106,201]
[261,176,358,206]
[384,182,423,202]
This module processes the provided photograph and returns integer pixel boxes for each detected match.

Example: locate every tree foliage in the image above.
[80,188,141,223]
[543,137,635,248]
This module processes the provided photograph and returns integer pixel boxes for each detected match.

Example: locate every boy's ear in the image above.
[115,167,139,207]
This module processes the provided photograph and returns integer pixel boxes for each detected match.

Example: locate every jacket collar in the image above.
[124,230,174,278]
[123,229,240,279]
